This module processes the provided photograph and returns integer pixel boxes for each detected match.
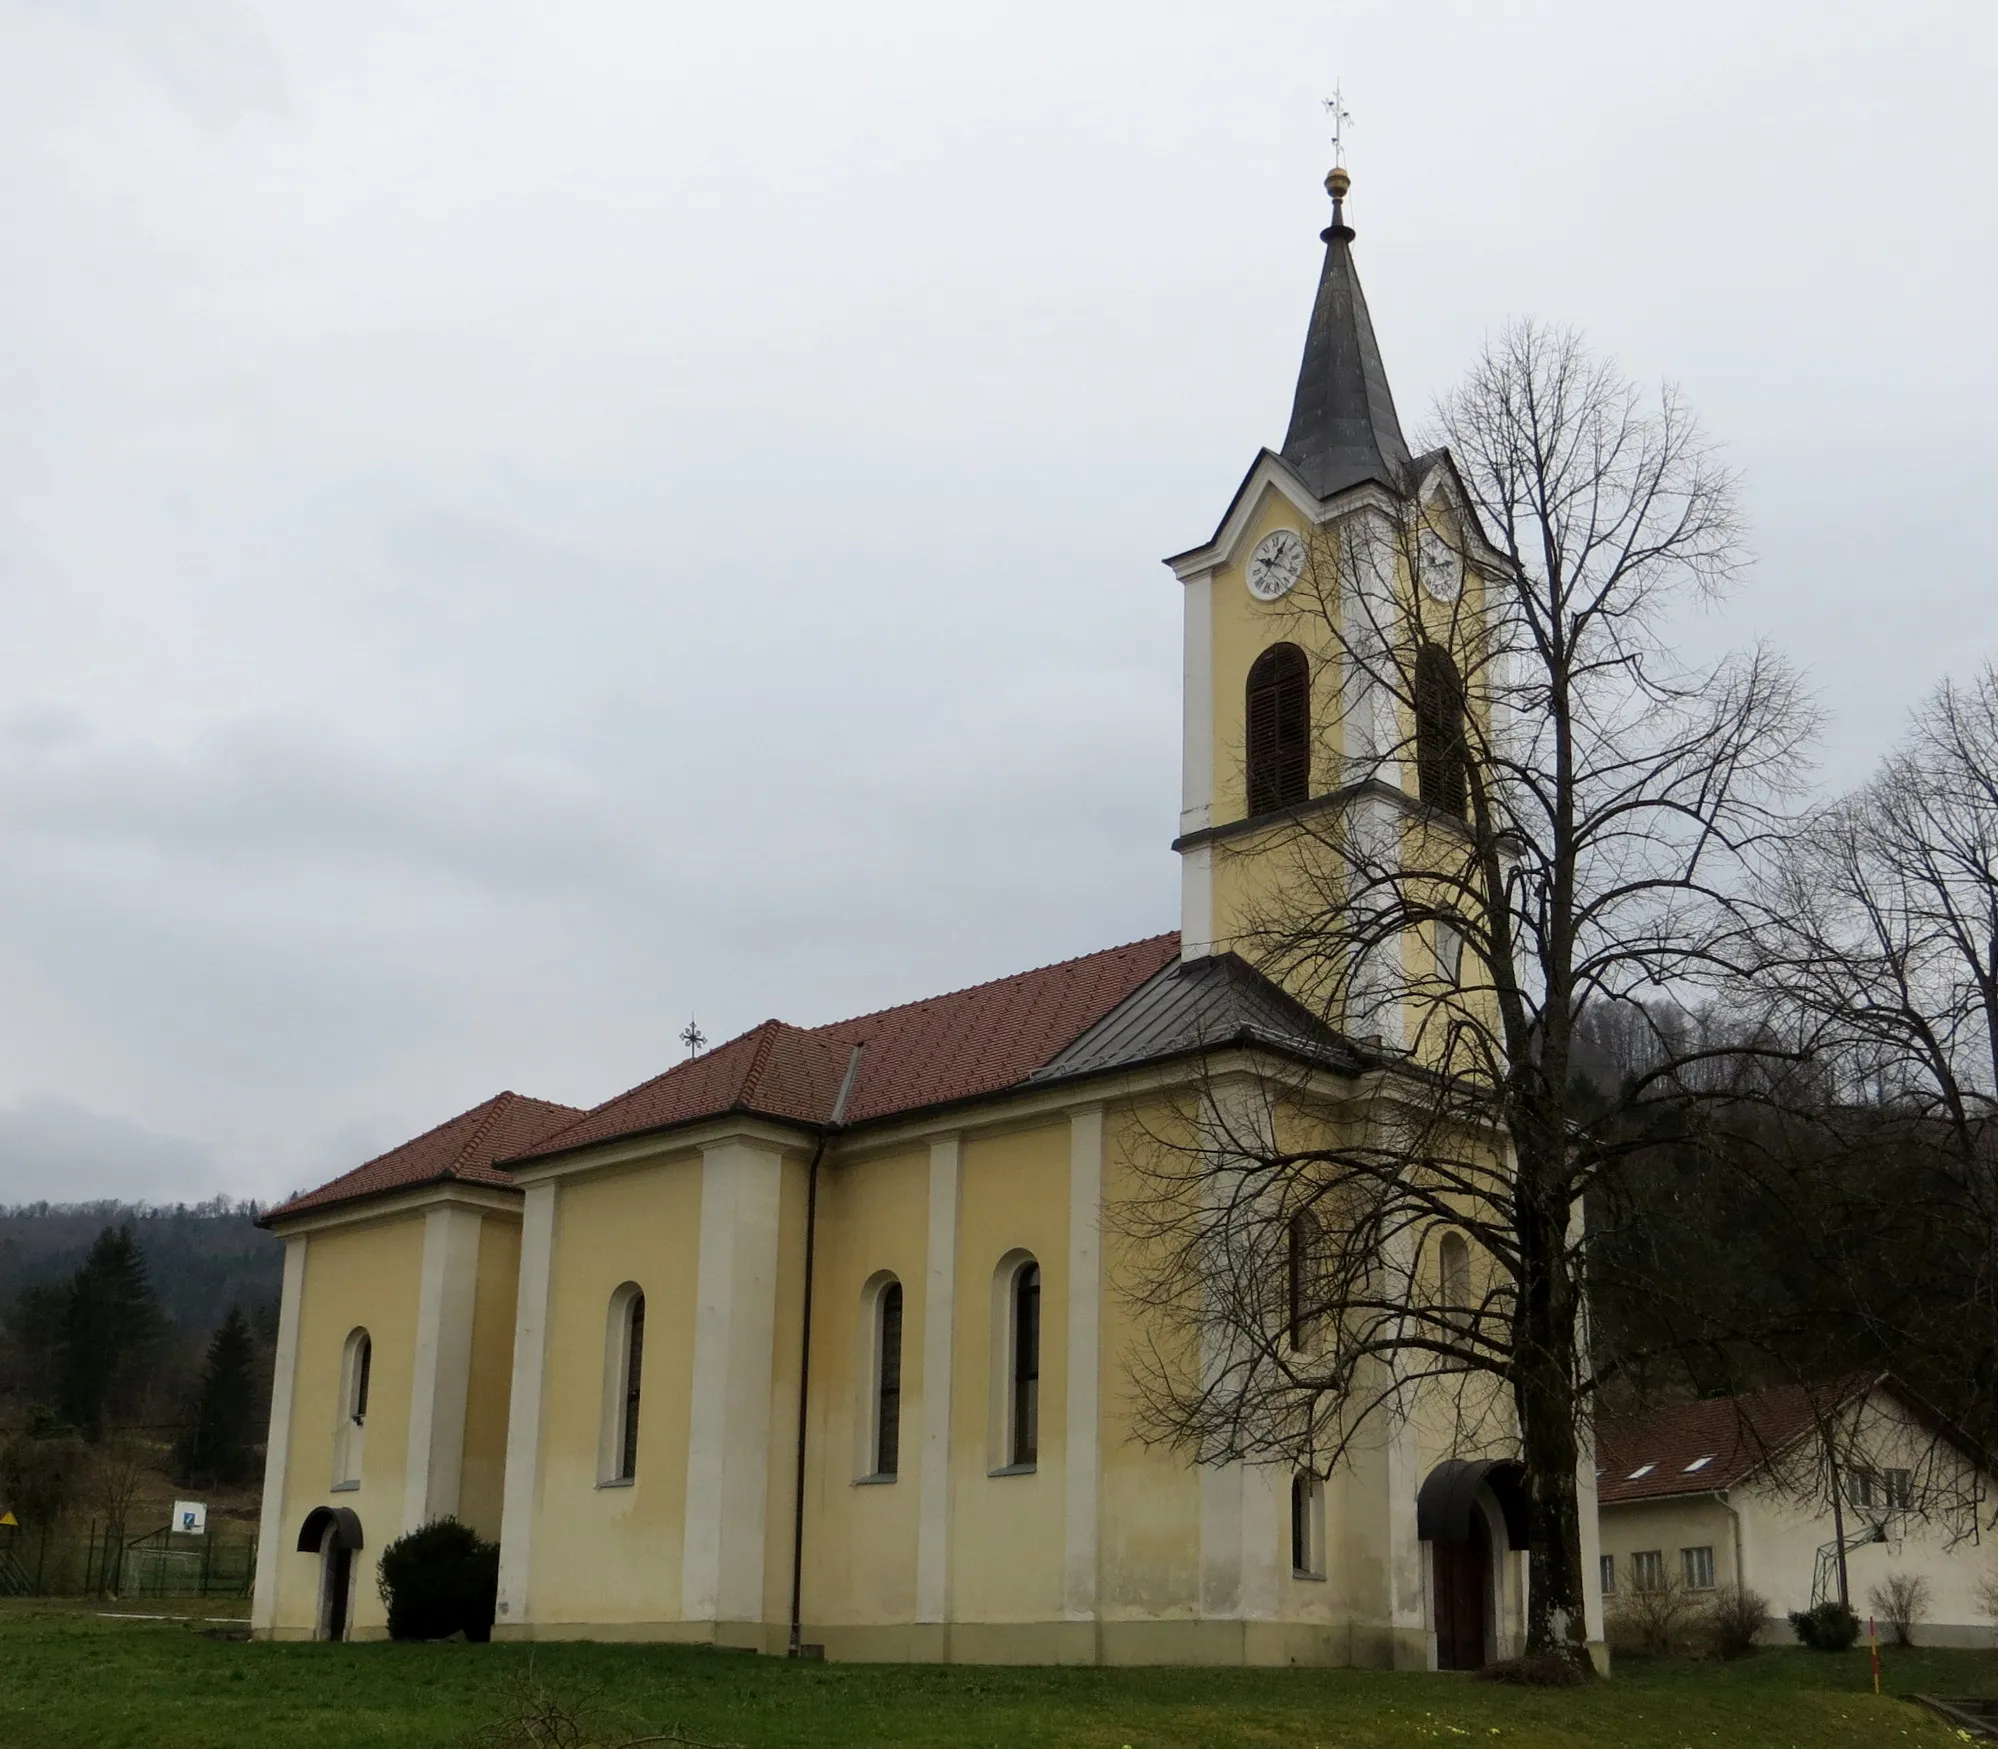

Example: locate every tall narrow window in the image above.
[334,1328,371,1488]
[1413,644,1468,818]
[1438,1232,1470,1324]
[1291,1472,1324,1576]
[350,1333,372,1425]
[874,1280,904,1479]
[601,1283,645,1485]
[1286,1210,1319,1350]
[1012,1262,1040,1467]
[619,1292,645,1481]
[1246,643,1311,815]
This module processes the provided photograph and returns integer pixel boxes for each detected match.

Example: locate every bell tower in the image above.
[1164,164,1452,1043]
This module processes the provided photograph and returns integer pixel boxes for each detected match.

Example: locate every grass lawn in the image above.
[0,1602,1989,1748]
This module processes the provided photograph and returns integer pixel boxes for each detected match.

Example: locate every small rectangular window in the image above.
[1599,1554,1615,1596]
[1884,1468,1912,1509]
[1682,1545,1715,1591]
[1631,1550,1666,1592]
[1846,1469,1877,1509]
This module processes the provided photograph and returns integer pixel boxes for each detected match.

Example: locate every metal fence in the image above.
[0,1521,257,1598]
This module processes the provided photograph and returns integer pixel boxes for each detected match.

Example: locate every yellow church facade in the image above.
[250,169,1605,1669]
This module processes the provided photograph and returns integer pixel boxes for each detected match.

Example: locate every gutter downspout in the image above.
[787,1043,865,1660]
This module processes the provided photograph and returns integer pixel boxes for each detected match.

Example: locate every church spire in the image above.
[1279,164,1412,500]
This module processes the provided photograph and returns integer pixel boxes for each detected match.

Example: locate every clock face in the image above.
[1246,528,1306,601]
[1418,529,1461,602]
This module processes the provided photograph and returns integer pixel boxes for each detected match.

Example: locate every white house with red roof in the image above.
[248,164,1598,1672]
[1597,1378,1995,1644]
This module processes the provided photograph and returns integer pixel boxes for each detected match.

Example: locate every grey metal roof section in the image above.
[1029,952,1364,1083]
[1279,222,1412,501]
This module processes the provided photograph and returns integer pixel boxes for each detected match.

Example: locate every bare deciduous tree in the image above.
[1119,321,1811,1664]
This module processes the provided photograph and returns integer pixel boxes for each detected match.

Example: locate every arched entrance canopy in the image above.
[296,1505,364,1554]
[1416,1459,1529,1550]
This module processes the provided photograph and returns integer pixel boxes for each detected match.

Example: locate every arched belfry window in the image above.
[601,1284,645,1485]
[1414,644,1469,818]
[1246,643,1311,816]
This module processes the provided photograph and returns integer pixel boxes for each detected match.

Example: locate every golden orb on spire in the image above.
[1326,165,1351,201]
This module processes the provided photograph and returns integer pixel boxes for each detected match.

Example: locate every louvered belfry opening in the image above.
[1246,643,1311,816]
[1414,643,1468,818]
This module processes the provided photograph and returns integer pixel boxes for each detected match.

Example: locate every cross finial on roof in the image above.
[1324,84,1350,170]
[1322,86,1353,238]
[679,1017,707,1058]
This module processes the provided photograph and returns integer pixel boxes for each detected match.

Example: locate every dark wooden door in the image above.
[1432,1514,1490,1671]
[321,1543,352,1642]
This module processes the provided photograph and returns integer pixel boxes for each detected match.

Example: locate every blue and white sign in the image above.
[172,1500,208,1536]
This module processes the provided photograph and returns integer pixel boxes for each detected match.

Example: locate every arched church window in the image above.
[1246,643,1311,815]
[601,1284,645,1484]
[333,1328,370,1488]
[872,1278,904,1479]
[1011,1260,1040,1467]
[1438,1231,1471,1333]
[1414,644,1468,818]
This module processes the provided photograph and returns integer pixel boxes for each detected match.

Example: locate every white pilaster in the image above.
[250,1236,308,1633]
[915,1135,960,1624]
[1063,1107,1103,1621]
[682,1140,785,1624]
[495,1182,557,1627]
[401,1203,484,1533]
[1180,845,1215,960]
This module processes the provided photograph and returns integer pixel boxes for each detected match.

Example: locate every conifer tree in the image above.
[59,1226,165,1441]
[176,1306,261,1487]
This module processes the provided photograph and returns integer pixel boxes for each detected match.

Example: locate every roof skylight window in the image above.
[1684,1455,1715,1472]
[1626,1463,1656,1480]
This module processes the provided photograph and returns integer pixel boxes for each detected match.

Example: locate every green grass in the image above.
[0,1602,1987,1748]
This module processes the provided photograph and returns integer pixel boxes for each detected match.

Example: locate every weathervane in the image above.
[680,1017,707,1058]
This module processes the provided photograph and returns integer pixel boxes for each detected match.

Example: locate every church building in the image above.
[249,166,1608,1669]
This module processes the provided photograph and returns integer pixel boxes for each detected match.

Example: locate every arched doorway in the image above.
[296,1506,364,1642]
[1417,1460,1530,1672]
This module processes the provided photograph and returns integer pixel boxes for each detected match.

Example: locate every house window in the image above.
[1846,1469,1878,1510]
[1682,1546,1715,1591]
[601,1283,645,1485]
[1286,1210,1319,1350]
[1599,1554,1616,1596]
[1246,643,1311,815]
[872,1278,904,1480]
[1413,643,1468,818]
[1291,1472,1325,1578]
[1630,1549,1666,1592]
[333,1328,370,1488]
[1885,1468,1913,1509]
[1011,1262,1040,1468]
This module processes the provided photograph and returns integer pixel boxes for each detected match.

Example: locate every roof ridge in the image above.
[798,933,1180,1039]
[448,1090,522,1178]
[340,1090,511,1181]
[733,1018,802,1110]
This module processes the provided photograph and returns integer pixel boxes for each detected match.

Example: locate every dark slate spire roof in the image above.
[1279,168,1411,500]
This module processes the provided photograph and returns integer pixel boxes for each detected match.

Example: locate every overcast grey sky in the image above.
[0,1,1992,1205]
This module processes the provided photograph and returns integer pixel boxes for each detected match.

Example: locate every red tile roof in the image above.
[514,933,1182,1162]
[1595,1382,1867,1505]
[265,1091,585,1223]
[270,933,1181,1217]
